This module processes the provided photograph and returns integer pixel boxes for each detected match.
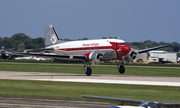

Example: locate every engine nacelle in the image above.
[84,52,103,61]
[129,51,137,60]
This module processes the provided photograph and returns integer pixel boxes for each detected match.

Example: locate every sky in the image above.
[0,0,180,43]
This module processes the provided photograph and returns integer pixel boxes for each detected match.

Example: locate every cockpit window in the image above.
[120,43,125,45]
[116,43,125,46]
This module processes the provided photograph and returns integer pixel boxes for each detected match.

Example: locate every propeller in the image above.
[91,53,103,65]
[124,51,137,63]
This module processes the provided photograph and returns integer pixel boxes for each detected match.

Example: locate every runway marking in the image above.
[32,79,180,87]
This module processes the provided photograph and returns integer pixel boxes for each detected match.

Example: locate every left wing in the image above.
[7,52,88,62]
[25,48,54,52]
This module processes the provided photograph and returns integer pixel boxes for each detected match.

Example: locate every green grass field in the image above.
[0,62,179,77]
[0,79,180,102]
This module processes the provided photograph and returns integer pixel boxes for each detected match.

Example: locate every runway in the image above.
[0,96,115,108]
[1,71,180,87]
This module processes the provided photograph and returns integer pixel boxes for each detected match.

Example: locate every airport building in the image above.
[148,51,177,62]
[131,46,177,63]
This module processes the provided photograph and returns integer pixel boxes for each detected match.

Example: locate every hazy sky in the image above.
[0,0,179,42]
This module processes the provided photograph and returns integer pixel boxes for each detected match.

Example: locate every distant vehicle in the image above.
[2,25,171,76]
[82,95,180,108]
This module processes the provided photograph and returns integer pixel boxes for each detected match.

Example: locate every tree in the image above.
[32,37,45,48]
[24,39,35,49]
[102,37,108,39]
[77,37,88,40]
[12,33,30,41]
[17,43,25,52]
[102,37,118,39]
[1,37,12,49]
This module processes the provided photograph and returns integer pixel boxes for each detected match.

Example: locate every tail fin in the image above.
[45,25,60,47]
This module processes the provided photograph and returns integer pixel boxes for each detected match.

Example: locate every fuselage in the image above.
[46,39,131,60]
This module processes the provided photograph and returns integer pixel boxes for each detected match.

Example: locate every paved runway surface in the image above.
[1,71,180,86]
[0,97,116,108]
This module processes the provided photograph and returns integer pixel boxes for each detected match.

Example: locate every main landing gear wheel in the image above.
[85,67,92,76]
[84,63,92,76]
[117,58,125,74]
[118,65,125,74]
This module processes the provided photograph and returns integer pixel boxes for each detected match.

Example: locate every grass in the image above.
[1,59,180,67]
[0,62,180,77]
[0,79,180,102]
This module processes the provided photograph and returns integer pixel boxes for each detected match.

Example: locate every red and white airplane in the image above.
[2,25,171,76]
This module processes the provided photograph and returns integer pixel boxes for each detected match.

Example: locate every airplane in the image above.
[82,95,180,108]
[1,25,172,76]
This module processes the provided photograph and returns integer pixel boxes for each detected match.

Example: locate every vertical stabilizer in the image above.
[45,25,60,47]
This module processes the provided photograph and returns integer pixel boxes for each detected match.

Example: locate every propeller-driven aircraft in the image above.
[1,25,171,76]
[82,95,180,108]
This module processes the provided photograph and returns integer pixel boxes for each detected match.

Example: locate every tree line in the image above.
[0,33,180,53]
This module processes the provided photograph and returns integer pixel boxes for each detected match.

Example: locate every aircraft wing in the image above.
[82,95,180,108]
[135,44,172,54]
[8,52,88,62]
[25,48,54,52]
[82,95,143,106]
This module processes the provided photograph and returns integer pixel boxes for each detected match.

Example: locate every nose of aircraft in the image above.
[121,45,131,54]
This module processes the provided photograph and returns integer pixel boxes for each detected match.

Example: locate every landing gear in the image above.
[118,65,125,74]
[84,63,92,76]
[117,59,125,74]
[86,67,92,76]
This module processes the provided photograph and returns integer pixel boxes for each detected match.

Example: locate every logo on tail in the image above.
[51,34,57,44]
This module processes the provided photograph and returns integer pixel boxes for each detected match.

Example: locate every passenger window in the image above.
[72,48,73,50]
[115,43,117,46]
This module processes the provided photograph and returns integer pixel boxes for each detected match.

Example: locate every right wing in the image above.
[135,44,172,54]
